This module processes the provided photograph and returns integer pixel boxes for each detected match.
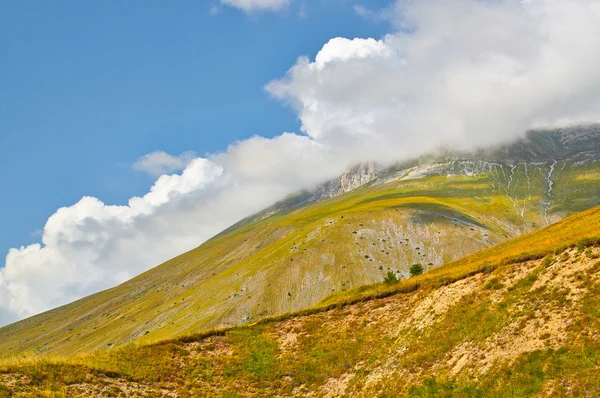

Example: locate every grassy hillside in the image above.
[0,159,599,359]
[1,206,600,397]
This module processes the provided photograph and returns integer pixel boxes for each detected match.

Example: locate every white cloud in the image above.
[132,151,196,177]
[353,3,393,23]
[297,2,307,19]
[353,4,370,18]
[0,158,224,324]
[267,0,600,163]
[353,4,378,19]
[2,0,600,326]
[219,0,290,13]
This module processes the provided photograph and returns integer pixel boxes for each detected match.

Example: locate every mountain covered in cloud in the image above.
[229,125,600,229]
[2,0,600,329]
[1,127,600,357]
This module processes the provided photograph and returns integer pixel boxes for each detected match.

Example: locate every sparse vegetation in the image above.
[410,263,424,277]
[485,277,504,290]
[383,271,398,284]
[542,256,554,266]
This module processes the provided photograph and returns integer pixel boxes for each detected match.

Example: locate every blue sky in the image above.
[0,0,392,256]
[3,0,598,325]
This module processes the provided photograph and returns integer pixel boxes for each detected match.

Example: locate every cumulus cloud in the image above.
[267,0,600,163]
[353,4,382,20]
[219,0,290,13]
[1,159,224,323]
[2,0,600,326]
[132,150,196,177]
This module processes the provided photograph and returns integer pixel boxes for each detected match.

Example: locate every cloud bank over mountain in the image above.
[2,0,600,326]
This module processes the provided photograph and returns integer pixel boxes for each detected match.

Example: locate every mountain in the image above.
[2,205,600,397]
[227,124,600,230]
[1,127,600,359]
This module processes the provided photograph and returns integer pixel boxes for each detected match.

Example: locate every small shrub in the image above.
[410,263,424,277]
[383,271,398,284]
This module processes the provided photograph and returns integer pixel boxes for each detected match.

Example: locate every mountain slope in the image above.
[1,129,599,358]
[2,206,600,397]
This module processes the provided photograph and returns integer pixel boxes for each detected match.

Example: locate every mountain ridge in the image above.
[232,124,600,227]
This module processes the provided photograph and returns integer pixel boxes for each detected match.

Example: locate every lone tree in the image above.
[410,263,424,277]
[383,271,398,284]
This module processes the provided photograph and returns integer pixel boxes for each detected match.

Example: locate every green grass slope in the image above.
[2,206,600,397]
[0,159,599,359]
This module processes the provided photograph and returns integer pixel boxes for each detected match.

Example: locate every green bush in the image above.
[410,263,424,277]
[383,271,398,284]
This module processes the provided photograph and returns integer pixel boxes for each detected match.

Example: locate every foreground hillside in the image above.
[1,129,600,358]
[1,206,600,397]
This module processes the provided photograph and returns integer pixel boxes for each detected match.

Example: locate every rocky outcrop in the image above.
[309,162,380,202]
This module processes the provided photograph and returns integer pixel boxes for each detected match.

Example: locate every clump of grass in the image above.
[485,277,505,290]
[542,256,554,267]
